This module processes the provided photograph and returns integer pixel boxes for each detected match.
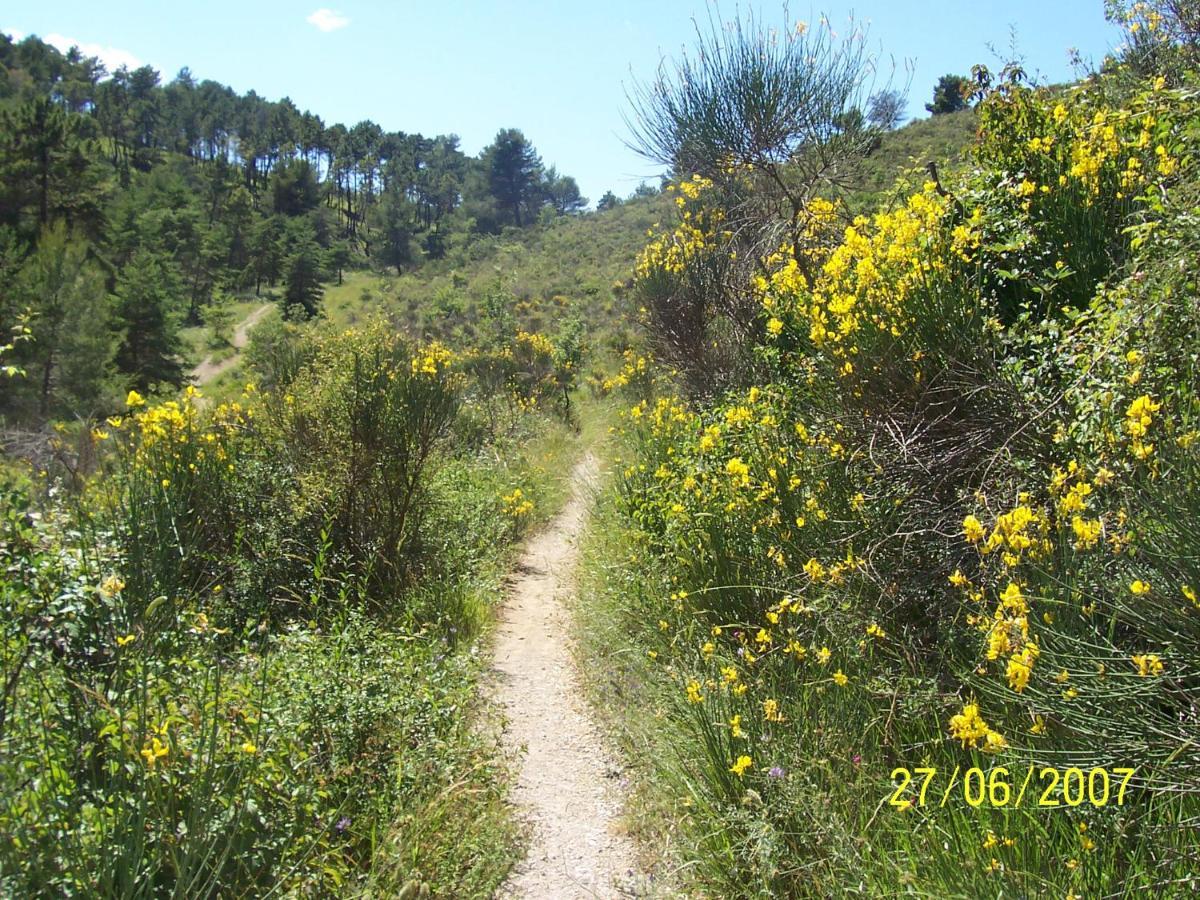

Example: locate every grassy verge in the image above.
[574,489,690,889]
[576,458,1200,896]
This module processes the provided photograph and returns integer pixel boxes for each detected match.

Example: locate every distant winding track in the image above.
[190,303,273,385]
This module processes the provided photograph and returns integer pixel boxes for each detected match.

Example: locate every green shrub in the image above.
[0,316,563,895]
[593,52,1200,898]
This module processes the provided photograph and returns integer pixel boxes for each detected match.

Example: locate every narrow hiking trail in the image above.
[190,303,272,385]
[492,453,645,899]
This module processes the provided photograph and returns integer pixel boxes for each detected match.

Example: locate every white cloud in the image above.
[8,29,141,71]
[306,8,350,32]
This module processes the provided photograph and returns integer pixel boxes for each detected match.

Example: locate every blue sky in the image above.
[4,1,1123,204]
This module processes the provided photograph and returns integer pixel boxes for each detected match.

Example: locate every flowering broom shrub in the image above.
[0,317,570,895]
[599,34,1200,897]
[262,324,464,601]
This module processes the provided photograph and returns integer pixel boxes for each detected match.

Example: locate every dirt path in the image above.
[492,453,643,899]
[190,303,273,385]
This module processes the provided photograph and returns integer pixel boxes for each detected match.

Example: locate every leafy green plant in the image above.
[0,312,579,895]
[585,29,1200,897]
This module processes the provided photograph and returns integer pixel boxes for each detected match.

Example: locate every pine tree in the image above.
[245,215,284,295]
[0,98,103,241]
[282,240,324,319]
[543,166,587,215]
[324,240,351,285]
[926,75,971,115]
[112,250,185,389]
[9,223,115,416]
[371,187,415,275]
[484,128,544,227]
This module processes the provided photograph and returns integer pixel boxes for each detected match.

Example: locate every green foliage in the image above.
[245,214,285,297]
[626,8,876,182]
[543,165,588,215]
[268,157,320,217]
[589,32,1200,899]
[324,239,352,286]
[200,291,235,349]
[6,223,115,416]
[319,192,667,359]
[0,96,103,241]
[281,237,325,319]
[625,10,903,390]
[112,250,185,391]
[841,106,978,214]
[0,316,576,894]
[0,32,589,426]
[265,325,462,595]
[1105,0,1200,74]
[244,315,314,390]
[0,306,33,379]
[966,64,1182,318]
[482,128,544,228]
[371,186,417,275]
[926,73,972,114]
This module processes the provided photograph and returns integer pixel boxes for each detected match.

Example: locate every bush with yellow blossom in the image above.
[590,26,1200,898]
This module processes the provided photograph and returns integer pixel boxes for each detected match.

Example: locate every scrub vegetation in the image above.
[4,1,1198,897]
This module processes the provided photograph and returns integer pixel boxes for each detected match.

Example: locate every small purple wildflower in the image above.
[767,765,785,779]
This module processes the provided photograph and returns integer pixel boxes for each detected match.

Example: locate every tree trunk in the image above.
[38,143,50,226]
[39,351,55,417]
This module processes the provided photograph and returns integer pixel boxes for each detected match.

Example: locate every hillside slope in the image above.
[197,111,981,376]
